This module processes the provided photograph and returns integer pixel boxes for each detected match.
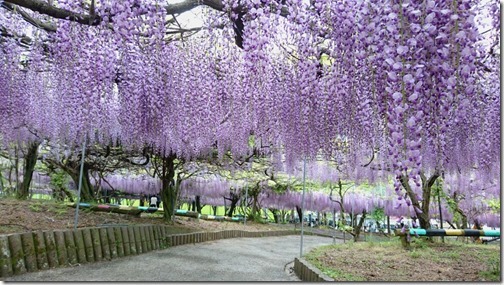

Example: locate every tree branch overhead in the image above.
[3,0,227,33]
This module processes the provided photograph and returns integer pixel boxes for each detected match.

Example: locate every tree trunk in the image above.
[195,196,203,213]
[212,206,217,215]
[227,198,238,217]
[17,142,39,199]
[162,182,175,220]
[353,211,367,242]
[52,186,74,202]
[68,165,94,202]
[296,206,303,223]
[7,163,14,194]
[226,194,240,217]
[337,179,346,226]
[0,168,4,194]
[270,208,279,223]
[156,154,177,222]
[472,219,482,243]
[332,209,336,228]
[338,209,346,225]
[160,179,176,221]
[453,202,468,229]
[250,190,260,218]
[400,172,439,230]
[13,145,19,195]
[419,185,432,229]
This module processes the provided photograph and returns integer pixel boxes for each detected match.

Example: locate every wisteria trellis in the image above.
[0,0,500,224]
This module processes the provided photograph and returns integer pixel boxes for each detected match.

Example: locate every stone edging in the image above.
[0,226,296,278]
[294,257,334,282]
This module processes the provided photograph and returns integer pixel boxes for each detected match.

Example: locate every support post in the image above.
[387,216,390,235]
[300,158,306,258]
[437,180,444,243]
[73,139,87,231]
[244,161,252,226]
[244,187,248,226]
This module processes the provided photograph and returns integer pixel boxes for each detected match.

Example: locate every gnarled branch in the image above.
[4,0,222,31]
[4,0,289,33]
[4,0,90,31]
[360,147,375,167]
[2,2,57,32]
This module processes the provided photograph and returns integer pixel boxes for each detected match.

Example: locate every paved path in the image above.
[6,235,338,281]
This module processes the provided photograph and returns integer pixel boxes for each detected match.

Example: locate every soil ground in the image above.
[305,238,501,282]
[0,197,290,235]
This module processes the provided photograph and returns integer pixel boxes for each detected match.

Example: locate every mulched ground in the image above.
[306,238,501,282]
[0,197,289,235]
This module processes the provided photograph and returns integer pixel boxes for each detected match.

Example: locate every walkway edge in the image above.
[0,226,297,278]
[293,257,334,282]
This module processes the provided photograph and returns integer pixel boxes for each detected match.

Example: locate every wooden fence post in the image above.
[20,233,36,272]
[116,227,126,257]
[8,234,26,275]
[90,228,102,262]
[72,230,86,264]
[53,231,68,266]
[99,228,111,260]
[43,231,58,269]
[0,235,13,277]
[106,227,118,259]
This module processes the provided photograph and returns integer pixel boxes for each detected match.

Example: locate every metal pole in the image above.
[387,215,390,234]
[244,161,252,225]
[171,193,175,222]
[73,138,87,231]
[437,180,444,243]
[300,158,306,258]
[244,186,248,225]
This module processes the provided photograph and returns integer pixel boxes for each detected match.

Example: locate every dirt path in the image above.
[5,235,337,281]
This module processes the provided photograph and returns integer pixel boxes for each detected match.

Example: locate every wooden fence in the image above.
[293,257,334,282]
[0,226,296,278]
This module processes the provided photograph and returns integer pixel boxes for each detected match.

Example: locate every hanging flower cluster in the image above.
[98,174,161,196]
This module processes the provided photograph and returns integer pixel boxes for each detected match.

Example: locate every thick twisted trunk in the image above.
[195,196,203,213]
[17,142,39,199]
[226,196,239,217]
[68,165,94,202]
[159,154,177,222]
[400,171,439,230]
[160,180,176,221]
[353,211,367,242]
[296,206,303,222]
